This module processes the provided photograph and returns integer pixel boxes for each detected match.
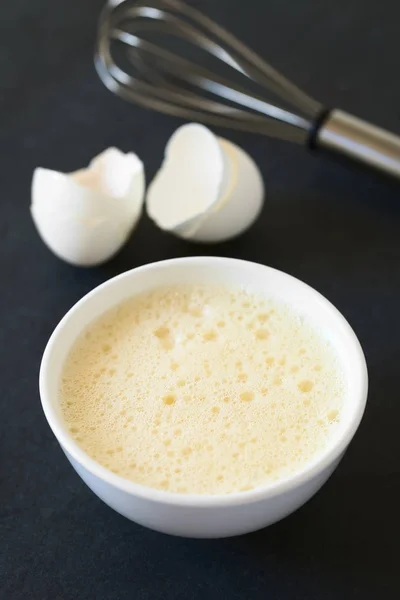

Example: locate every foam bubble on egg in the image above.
[31,147,145,266]
[146,123,264,243]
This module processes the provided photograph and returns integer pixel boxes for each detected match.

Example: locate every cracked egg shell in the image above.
[146,123,264,243]
[31,147,145,266]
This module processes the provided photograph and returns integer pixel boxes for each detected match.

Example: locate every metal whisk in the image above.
[96,0,400,180]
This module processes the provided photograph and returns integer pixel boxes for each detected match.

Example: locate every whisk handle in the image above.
[315,109,400,180]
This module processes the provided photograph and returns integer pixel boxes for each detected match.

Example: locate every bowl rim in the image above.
[39,256,368,507]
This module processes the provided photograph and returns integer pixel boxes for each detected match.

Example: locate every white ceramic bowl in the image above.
[39,257,368,538]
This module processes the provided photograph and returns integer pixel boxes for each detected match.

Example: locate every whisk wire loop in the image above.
[96,0,321,142]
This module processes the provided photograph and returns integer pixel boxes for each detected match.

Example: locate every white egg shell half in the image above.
[146,123,264,243]
[31,147,145,266]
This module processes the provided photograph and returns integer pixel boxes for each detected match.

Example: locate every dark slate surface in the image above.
[1,1,399,598]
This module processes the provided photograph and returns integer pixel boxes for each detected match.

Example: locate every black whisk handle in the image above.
[314,109,400,180]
